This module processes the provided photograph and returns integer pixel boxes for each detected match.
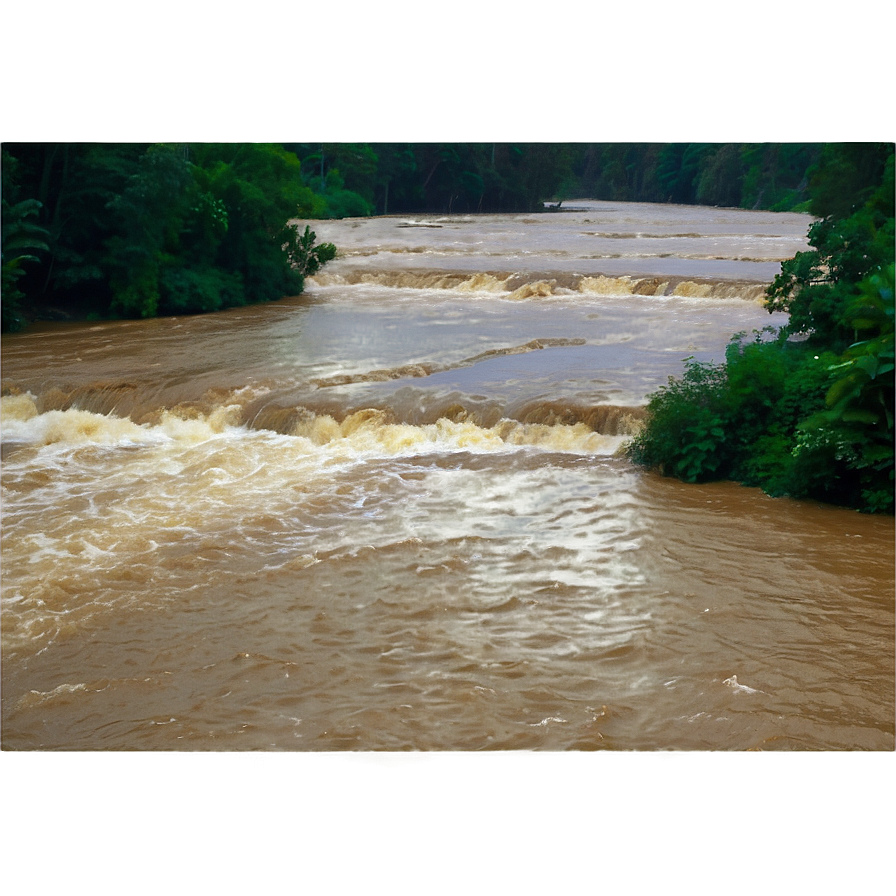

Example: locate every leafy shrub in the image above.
[322,189,373,218]
[628,331,843,492]
[792,264,894,511]
[109,272,160,319]
[309,168,373,219]
[159,265,246,315]
[628,302,892,513]
[1,197,49,331]
[626,357,730,483]
[285,225,337,277]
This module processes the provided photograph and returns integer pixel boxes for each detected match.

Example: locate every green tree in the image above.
[654,144,715,203]
[767,148,894,351]
[3,143,148,314]
[320,143,378,206]
[1,142,338,326]
[1,196,49,331]
[103,144,194,318]
[695,144,743,207]
[284,224,337,276]
[182,143,337,309]
[738,143,821,211]
[319,168,374,218]
[795,264,895,512]
[370,143,418,214]
[286,144,376,218]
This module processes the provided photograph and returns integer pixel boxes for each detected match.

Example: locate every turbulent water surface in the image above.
[1,200,893,751]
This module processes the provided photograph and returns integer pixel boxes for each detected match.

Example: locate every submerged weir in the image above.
[1,200,893,750]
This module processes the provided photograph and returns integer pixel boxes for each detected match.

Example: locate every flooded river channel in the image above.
[2,200,893,750]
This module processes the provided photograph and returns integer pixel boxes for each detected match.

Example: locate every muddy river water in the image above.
[1,200,893,750]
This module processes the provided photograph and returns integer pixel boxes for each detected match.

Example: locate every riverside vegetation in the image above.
[1,143,337,330]
[627,144,894,514]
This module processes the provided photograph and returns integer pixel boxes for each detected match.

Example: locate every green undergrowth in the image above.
[628,267,894,513]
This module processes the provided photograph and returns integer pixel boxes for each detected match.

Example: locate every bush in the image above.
[792,264,894,511]
[159,265,246,315]
[285,225,337,277]
[627,331,849,497]
[626,356,730,482]
[628,314,892,513]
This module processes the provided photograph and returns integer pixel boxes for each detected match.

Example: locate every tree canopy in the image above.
[1,143,336,329]
[284,142,824,216]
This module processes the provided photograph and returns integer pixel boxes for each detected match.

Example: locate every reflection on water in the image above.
[1,201,893,750]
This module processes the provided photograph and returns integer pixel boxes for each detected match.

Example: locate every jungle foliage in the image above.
[284,142,825,217]
[1,143,336,329]
[283,143,580,217]
[570,143,824,211]
[628,143,895,513]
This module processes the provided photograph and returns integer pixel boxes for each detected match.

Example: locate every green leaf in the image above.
[855,356,880,377]
[841,410,881,424]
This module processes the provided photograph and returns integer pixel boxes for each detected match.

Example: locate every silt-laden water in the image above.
[2,201,892,750]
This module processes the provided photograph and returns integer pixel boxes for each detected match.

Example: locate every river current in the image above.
[1,200,893,750]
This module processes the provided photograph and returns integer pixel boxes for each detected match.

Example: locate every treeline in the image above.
[1,143,336,331]
[282,143,579,216]
[627,143,894,514]
[572,143,824,211]
[283,142,824,216]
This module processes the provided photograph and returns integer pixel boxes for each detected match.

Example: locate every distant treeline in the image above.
[0,142,883,330]
[283,142,826,216]
[570,143,824,211]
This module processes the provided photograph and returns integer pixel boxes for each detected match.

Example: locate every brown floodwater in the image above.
[1,200,893,750]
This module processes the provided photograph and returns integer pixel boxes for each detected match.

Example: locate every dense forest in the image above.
[1,143,337,331]
[284,142,824,216]
[3,142,826,329]
[627,143,894,514]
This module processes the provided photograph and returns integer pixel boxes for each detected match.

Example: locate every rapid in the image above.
[1,200,893,750]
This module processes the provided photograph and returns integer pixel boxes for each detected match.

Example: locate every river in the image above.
[1,200,893,751]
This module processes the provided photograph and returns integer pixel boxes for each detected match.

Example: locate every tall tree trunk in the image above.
[40,143,70,296]
[37,144,58,210]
